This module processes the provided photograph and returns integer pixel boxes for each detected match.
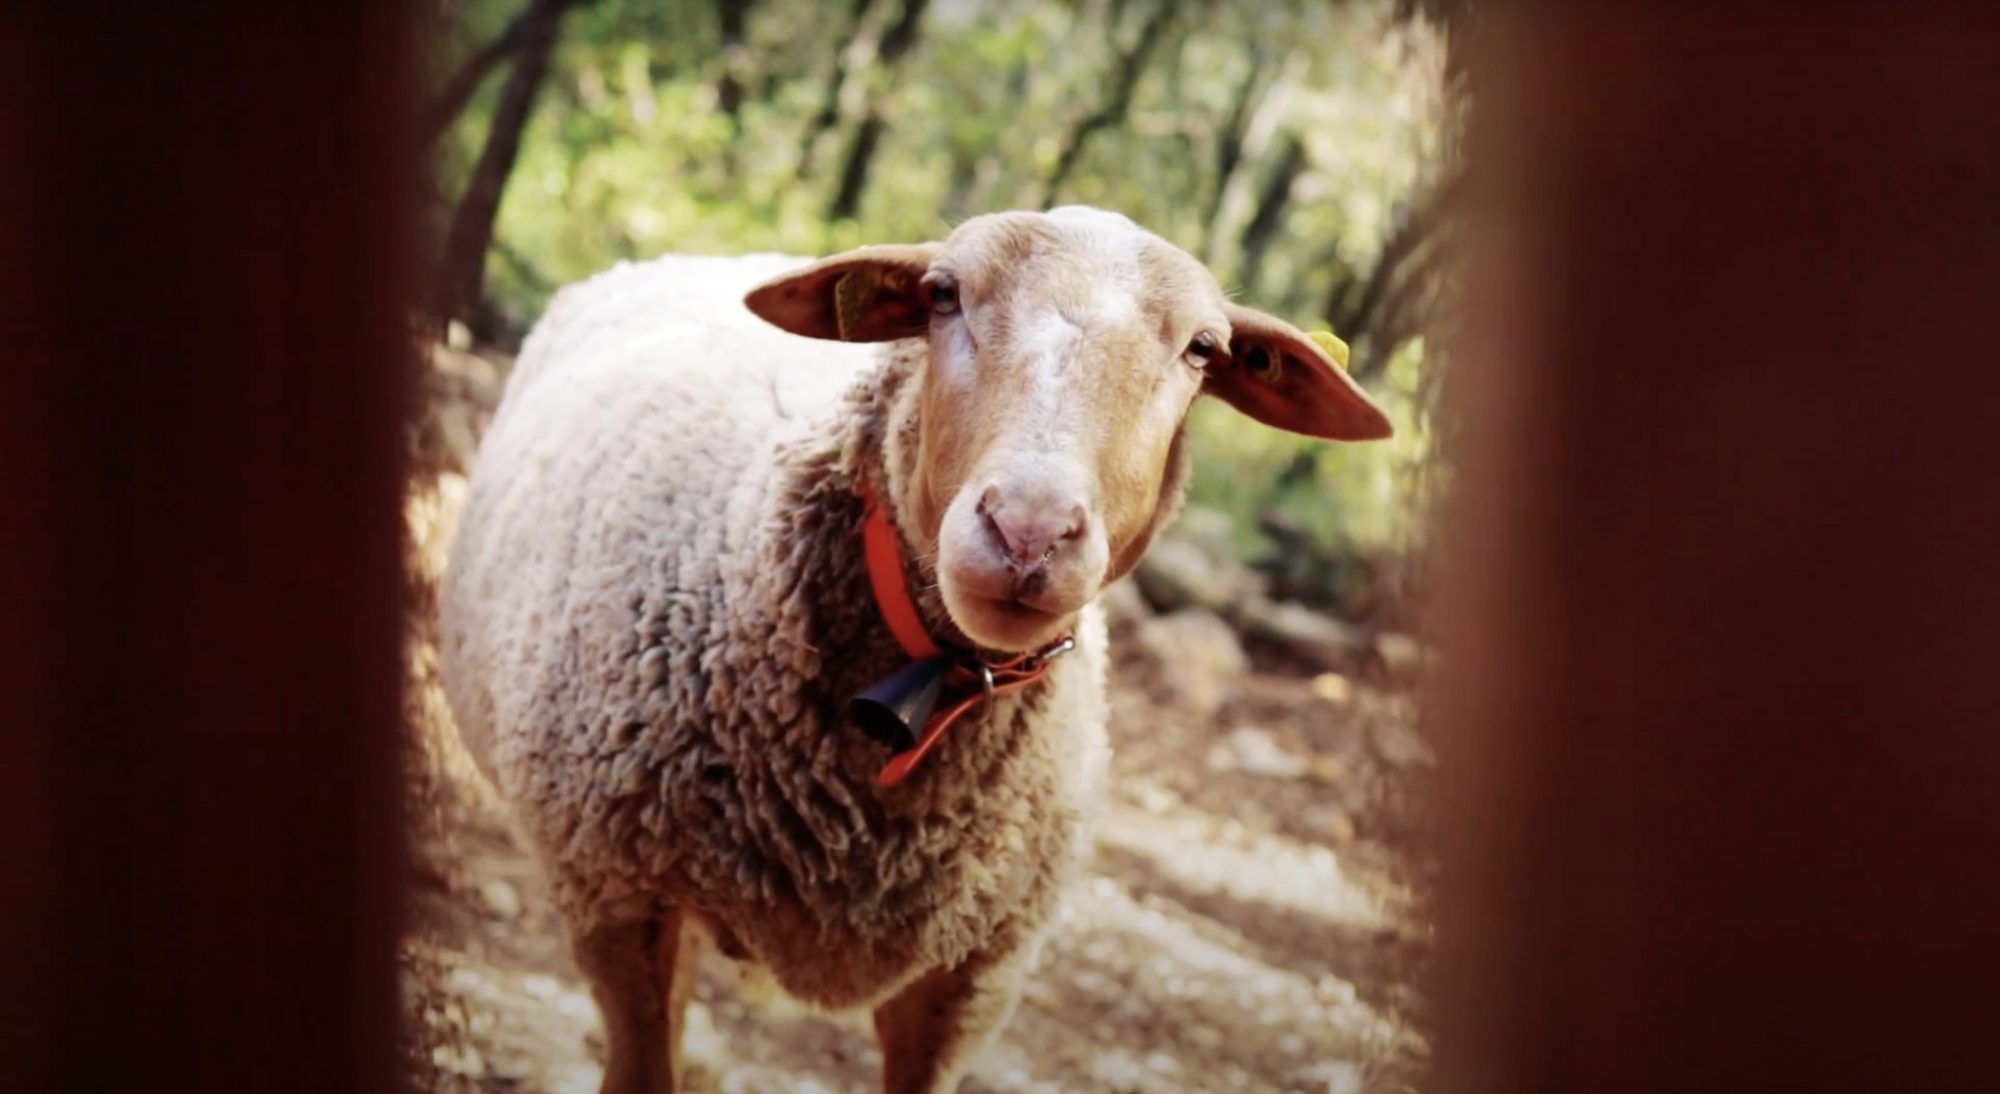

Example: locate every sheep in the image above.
[438,205,1392,1094]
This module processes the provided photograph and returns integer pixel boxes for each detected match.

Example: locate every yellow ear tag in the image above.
[834,270,880,343]
[1307,330,1351,371]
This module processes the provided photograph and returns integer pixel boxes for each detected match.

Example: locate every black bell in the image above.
[848,656,951,753]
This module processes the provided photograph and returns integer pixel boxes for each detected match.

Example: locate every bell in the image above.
[848,656,951,753]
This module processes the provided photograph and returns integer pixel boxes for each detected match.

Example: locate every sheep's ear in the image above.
[1205,302,1394,441]
[744,244,943,343]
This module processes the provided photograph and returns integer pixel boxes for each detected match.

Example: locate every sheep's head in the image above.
[746,207,1391,653]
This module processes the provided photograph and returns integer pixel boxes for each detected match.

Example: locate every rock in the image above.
[1206,726,1309,779]
[478,877,521,920]
[680,1000,721,1061]
[1090,1049,1150,1089]
[1327,808,1357,844]
[554,987,597,1019]
[1171,503,1239,559]
[1096,577,1152,627]
[1131,607,1248,716]
[1388,981,1430,1021]
[552,1063,604,1094]
[1131,534,1376,673]
[1310,671,1355,706]
[1319,1060,1364,1094]
[429,1041,486,1079]
[1239,598,1369,663]
[1132,537,1259,614]
[1307,754,1348,784]
[1132,780,1179,814]
[487,1057,529,1083]
[1369,720,1437,772]
[1375,630,1428,678]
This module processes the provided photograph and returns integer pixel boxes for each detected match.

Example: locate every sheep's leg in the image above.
[873,941,1035,1094]
[574,910,699,1094]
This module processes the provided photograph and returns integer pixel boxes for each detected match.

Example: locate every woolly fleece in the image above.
[439,254,1112,1010]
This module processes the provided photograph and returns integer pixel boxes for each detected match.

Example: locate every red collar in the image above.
[861,482,943,662]
[857,483,1072,787]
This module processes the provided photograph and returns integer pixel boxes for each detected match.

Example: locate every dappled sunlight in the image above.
[406,714,1425,1091]
[1096,794,1397,934]
[1010,873,1417,1092]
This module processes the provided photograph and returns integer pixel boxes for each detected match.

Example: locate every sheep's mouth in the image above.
[989,594,1053,620]
[934,504,1103,651]
[951,592,1076,653]
[969,593,1059,624]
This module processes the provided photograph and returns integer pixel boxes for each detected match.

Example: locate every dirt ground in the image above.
[399,347,1435,1094]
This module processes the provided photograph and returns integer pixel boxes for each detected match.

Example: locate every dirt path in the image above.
[400,356,1433,1093]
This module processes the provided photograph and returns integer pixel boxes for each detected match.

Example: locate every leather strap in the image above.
[861,482,942,661]
[876,653,1057,787]
[857,480,1071,788]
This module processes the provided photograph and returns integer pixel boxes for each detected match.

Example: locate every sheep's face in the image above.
[746,207,1391,653]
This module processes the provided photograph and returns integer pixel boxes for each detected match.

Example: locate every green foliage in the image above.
[1187,335,1438,557]
[433,0,1451,571]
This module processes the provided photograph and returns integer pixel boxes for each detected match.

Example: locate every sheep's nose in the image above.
[978,483,1086,571]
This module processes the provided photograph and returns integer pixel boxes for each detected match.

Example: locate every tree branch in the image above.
[1236,132,1308,296]
[1201,46,1303,265]
[421,6,536,148]
[1202,42,1268,229]
[1038,0,1176,206]
[714,0,752,125]
[433,0,576,327]
[798,0,879,175]
[827,0,932,220]
[1351,210,1456,380]
[1332,171,1463,340]
[829,113,888,220]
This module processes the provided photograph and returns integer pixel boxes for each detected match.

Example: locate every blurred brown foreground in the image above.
[5,4,2000,1093]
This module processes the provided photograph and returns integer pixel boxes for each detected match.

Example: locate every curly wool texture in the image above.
[440,254,1112,1010]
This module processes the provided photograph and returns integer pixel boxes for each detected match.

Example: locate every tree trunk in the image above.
[798,0,881,176]
[422,3,535,147]
[1321,258,1359,334]
[1354,237,1449,378]
[1038,0,1176,207]
[1333,172,1461,336]
[826,0,932,221]
[434,0,573,328]
[1325,170,1462,378]
[714,0,751,125]
[942,149,979,223]
[1235,132,1308,297]
[1201,46,1304,264]
[829,113,887,220]
[957,56,1031,214]
[1202,43,1267,229]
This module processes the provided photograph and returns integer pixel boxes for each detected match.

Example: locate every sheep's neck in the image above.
[755,342,976,729]
[828,340,977,656]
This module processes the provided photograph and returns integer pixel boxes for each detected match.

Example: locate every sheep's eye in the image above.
[926,276,960,316]
[1185,332,1219,367]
